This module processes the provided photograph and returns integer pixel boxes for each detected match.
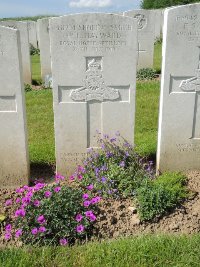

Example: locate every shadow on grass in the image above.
[30,163,56,185]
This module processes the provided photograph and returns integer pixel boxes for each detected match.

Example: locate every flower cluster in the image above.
[4,174,100,246]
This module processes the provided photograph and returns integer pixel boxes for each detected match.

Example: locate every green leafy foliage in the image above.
[137,68,157,80]
[141,0,200,9]
[136,172,188,221]
[30,44,40,56]
[24,84,33,92]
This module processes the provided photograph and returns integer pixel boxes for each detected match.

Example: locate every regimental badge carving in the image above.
[179,63,200,92]
[134,14,147,30]
[70,58,120,102]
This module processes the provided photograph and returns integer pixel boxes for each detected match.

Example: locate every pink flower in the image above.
[5,199,12,206]
[83,200,90,207]
[35,183,45,191]
[38,226,46,233]
[75,214,83,222]
[76,225,85,233]
[86,184,94,191]
[85,211,93,217]
[69,175,75,181]
[31,228,38,235]
[54,186,61,193]
[77,165,85,174]
[77,174,83,180]
[37,215,46,224]
[89,214,97,222]
[55,173,65,182]
[59,238,68,246]
[44,191,52,198]
[4,232,11,240]
[15,209,26,217]
[22,196,31,204]
[5,224,12,232]
[26,192,33,198]
[15,198,21,204]
[91,196,101,204]
[82,193,89,200]
[15,229,23,238]
[23,185,29,190]
[33,200,40,207]
[16,188,24,194]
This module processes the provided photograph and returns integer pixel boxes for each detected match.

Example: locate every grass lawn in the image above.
[154,41,162,73]
[31,54,41,83]
[1,235,200,267]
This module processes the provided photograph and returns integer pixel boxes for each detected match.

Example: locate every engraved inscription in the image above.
[176,143,200,152]
[134,14,147,30]
[176,15,200,41]
[70,57,119,102]
[179,54,200,139]
[0,95,17,112]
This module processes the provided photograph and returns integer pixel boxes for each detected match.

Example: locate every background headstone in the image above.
[37,18,52,81]
[0,21,32,84]
[123,9,155,69]
[27,21,38,48]
[157,3,200,172]
[154,9,163,40]
[0,26,30,187]
[49,14,137,176]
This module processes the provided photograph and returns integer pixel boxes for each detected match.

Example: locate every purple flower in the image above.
[5,199,12,206]
[37,215,46,224]
[86,184,94,191]
[5,224,12,232]
[85,210,93,217]
[31,228,38,235]
[110,137,116,143]
[22,196,31,204]
[103,134,109,139]
[59,238,68,246]
[75,214,83,222]
[89,214,97,222]
[95,168,100,177]
[33,200,40,207]
[101,143,105,149]
[106,152,113,158]
[15,198,21,204]
[119,161,125,168]
[101,177,107,183]
[35,183,45,191]
[38,226,46,233]
[15,209,26,217]
[23,185,29,190]
[77,174,83,180]
[44,191,52,198]
[115,131,120,136]
[83,201,90,207]
[91,196,101,204]
[82,193,89,200]
[4,233,11,240]
[16,188,24,194]
[15,229,23,238]
[54,186,61,193]
[69,175,75,181]
[55,173,65,182]
[76,225,85,233]
[26,192,33,198]
[77,165,86,174]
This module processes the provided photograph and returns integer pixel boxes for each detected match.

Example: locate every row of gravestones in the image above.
[0,4,197,188]
[0,9,164,86]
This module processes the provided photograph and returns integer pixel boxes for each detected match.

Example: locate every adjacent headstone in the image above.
[49,14,137,176]
[27,21,38,48]
[157,4,200,172]
[0,26,30,187]
[37,18,51,81]
[0,21,32,84]
[123,9,155,69]
[154,9,163,40]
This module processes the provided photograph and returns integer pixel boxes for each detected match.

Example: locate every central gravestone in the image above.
[157,4,200,172]
[49,14,137,176]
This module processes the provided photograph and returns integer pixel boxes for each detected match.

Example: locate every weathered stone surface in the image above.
[0,21,32,84]
[123,9,155,69]
[49,14,137,177]
[37,18,51,81]
[157,4,200,172]
[154,9,163,40]
[0,26,30,188]
[27,21,38,48]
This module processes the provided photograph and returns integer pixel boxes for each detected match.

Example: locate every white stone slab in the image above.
[27,21,38,48]
[0,21,32,84]
[49,14,138,177]
[37,18,51,81]
[123,9,155,69]
[154,9,163,40]
[157,4,200,172]
[0,26,30,188]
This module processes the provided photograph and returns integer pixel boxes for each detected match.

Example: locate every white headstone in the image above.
[49,14,137,176]
[0,21,32,84]
[123,9,155,69]
[157,4,200,172]
[154,9,163,40]
[27,21,38,48]
[37,18,51,81]
[0,26,30,187]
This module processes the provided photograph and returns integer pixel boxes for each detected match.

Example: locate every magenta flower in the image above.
[15,209,26,217]
[26,192,33,198]
[22,196,31,204]
[15,198,21,204]
[59,238,68,246]
[44,191,52,198]
[83,200,90,207]
[75,214,83,222]
[23,185,29,190]
[35,183,45,191]
[77,174,83,180]
[37,215,46,224]
[82,193,89,200]
[89,214,97,222]
[5,199,12,206]
[76,225,85,233]
[16,188,24,194]
[85,211,93,217]
[77,165,86,174]
[5,224,12,232]
[15,229,23,238]
[54,186,61,193]
[86,184,94,191]
[69,175,75,181]
[4,232,11,240]
[33,200,40,207]
[55,173,65,182]
[31,228,38,235]
[91,196,101,204]
[38,226,46,233]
